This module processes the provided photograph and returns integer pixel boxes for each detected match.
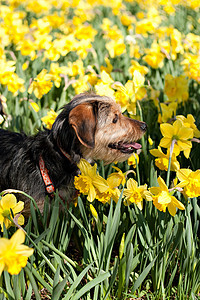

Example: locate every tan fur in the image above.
[71,94,147,165]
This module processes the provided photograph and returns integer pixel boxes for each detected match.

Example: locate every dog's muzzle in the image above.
[108,141,142,154]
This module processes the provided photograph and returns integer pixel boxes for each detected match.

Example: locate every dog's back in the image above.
[0,129,26,191]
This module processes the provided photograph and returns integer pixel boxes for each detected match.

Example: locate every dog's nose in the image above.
[140,122,147,132]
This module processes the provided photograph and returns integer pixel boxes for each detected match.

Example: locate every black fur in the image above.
[0,96,95,213]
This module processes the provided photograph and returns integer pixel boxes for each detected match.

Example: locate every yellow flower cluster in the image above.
[0,194,24,232]
[0,194,33,276]
[1,0,199,114]
[74,159,189,216]
[0,229,33,276]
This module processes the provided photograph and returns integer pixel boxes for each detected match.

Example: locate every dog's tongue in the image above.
[123,142,142,150]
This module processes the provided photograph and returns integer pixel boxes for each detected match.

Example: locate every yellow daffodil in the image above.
[49,63,68,88]
[73,75,90,94]
[100,57,113,74]
[150,146,180,171]
[159,119,193,158]
[149,176,185,216]
[95,71,115,97]
[132,70,145,94]
[128,153,139,168]
[0,229,34,276]
[113,81,135,112]
[158,102,177,123]
[108,166,126,187]
[123,178,149,210]
[0,194,24,232]
[113,72,144,113]
[41,109,58,130]
[95,178,121,204]
[29,101,40,112]
[90,204,98,222]
[176,169,200,198]
[105,39,126,58]
[128,60,149,78]
[92,167,123,204]
[74,159,108,203]
[0,58,25,95]
[164,74,189,103]
[181,53,200,83]
[28,69,53,99]
[65,59,85,78]
[143,41,165,69]
[176,114,200,138]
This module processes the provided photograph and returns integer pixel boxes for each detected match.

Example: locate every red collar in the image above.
[59,146,72,162]
[39,156,55,196]
[39,149,73,196]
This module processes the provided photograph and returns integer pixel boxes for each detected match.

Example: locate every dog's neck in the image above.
[58,146,73,162]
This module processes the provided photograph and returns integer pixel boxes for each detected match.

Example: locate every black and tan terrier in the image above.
[0,93,147,214]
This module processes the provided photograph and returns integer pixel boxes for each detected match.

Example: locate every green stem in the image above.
[166,139,176,188]
[136,101,147,160]
[134,153,140,185]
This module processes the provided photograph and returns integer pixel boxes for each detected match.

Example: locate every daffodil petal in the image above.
[16,246,34,257]
[136,201,143,210]
[149,187,161,195]
[171,196,185,210]
[167,202,177,216]
[157,176,168,191]
[150,147,164,157]
[10,229,25,247]
[0,262,5,277]
[17,215,25,226]
[159,137,171,148]
[160,123,174,138]
[127,178,138,190]
[12,201,24,214]
[177,169,192,181]
[173,120,182,135]
[87,186,96,202]
[178,127,193,140]
[1,194,17,210]
[93,176,109,193]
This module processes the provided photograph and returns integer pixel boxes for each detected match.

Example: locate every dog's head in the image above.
[52,93,147,164]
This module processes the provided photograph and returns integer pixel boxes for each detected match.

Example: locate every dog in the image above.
[0,92,147,215]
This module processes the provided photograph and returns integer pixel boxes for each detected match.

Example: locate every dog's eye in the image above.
[112,114,118,124]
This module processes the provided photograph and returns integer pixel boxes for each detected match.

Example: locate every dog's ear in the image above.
[69,103,96,148]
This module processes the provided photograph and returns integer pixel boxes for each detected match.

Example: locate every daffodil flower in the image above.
[176,114,200,138]
[128,153,139,168]
[164,74,189,102]
[0,229,34,276]
[150,146,180,171]
[123,178,150,210]
[74,159,108,202]
[0,194,24,232]
[28,69,53,99]
[159,119,193,158]
[95,174,121,204]
[176,169,200,198]
[41,109,58,129]
[107,166,126,187]
[149,176,185,216]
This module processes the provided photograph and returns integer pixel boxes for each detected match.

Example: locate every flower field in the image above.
[0,0,200,299]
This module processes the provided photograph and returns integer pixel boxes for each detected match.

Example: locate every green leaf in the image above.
[71,272,111,300]
[3,272,14,300]
[63,264,92,300]
[51,271,69,300]
[24,267,41,300]
[132,256,157,293]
